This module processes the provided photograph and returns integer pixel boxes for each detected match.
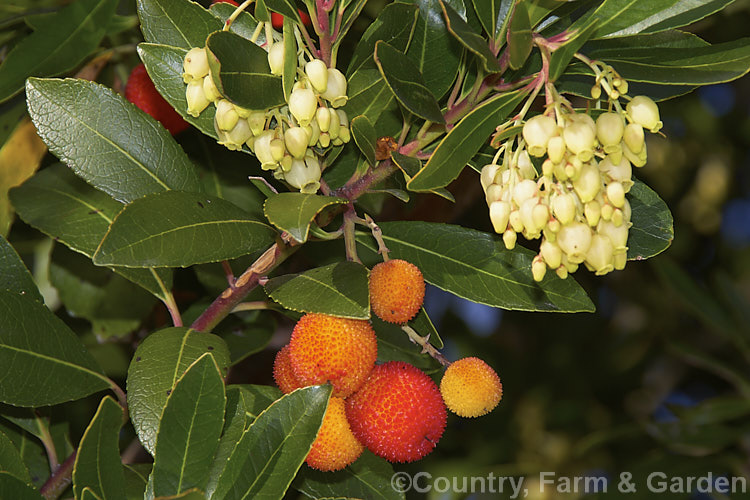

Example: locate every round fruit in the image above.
[440,357,502,418]
[306,397,364,471]
[125,64,189,135]
[273,345,303,394]
[369,259,425,324]
[288,313,377,398]
[271,9,312,29]
[345,361,446,463]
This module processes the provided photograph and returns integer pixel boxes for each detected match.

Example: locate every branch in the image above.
[40,451,76,500]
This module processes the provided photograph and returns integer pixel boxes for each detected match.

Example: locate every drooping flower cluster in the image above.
[181,32,351,194]
[482,74,662,281]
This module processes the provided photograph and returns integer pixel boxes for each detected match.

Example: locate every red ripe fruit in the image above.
[271,9,312,29]
[125,64,189,135]
[345,361,447,463]
[211,0,239,5]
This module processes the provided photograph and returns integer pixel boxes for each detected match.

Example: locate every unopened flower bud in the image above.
[280,154,293,172]
[541,238,562,269]
[601,202,614,221]
[316,107,331,132]
[622,138,647,167]
[542,158,554,177]
[599,156,633,191]
[336,109,349,128]
[339,126,350,143]
[503,229,517,250]
[517,150,535,179]
[270,137,285,162]
[481,164,500,192]
[268,43,285,76]
[186,81,210,116]
[183,47,209,83]
[532,256,547,282]
[627,95,662,132]
[597,220,629,253]
[552,193,576,225]
[247,111,266,136]
[585,234,614,275]
[485,184,504,205]
[590,85,602,100]
[489,201,511,233]
[289,88,317,126]
[611,208,624,227]
[328,107,340,139]
[522,114,557,157]
[307,120,320,146]
[585,200,601,226]
[556,265,569,279]
[305,59,328,93]
[318,132,330,148]
[573,162,602,203]
[520,198,541,237]
[623,123,645,154]
[220,118,252,150]
[215,99,239,131]
[547,218,561,233]
[547,136,566,164]
[557,222,592,264]
[203,73,221,102]
[284,127,309,159]
[509,210,524,233]
[532,203,549,231]
[606,182,626,208]
[320,68,348,107]
[254,131,277,169]
[512,179,538,207]
[596,112,624,151]
[563,121,596,162]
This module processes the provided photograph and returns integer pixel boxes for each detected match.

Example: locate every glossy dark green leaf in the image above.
[282,17,296,101]
[72,397,126,500]
[0,235,41,303]
[374,41,444,123]
[0,472,44,500]
[0,290,110,406]
[94,191,275,268]
[0,0,116,104]
[137,0,222,50]
[627,179,673,260]
[210,385,331,500]
[471,0,513,40]
[25,78,201,204]
[373,318,442,372]
[406,0,464,101]
[10,164,174,300]
[263,193,348,243]
[265,262,370,319]
[232,384,283,420]
[507,1,532,70]
[124,464,151,500]
[548,16,599,81]
[139,44,218,140]
[0,424,49,488]
[155,489,205,500]
[391,151,422,179]
[441,1,502,73]
[151,354,226,497]
[294,450,404,500]
[127,327,230,455]
[205,387,249,499]
[350,115,377,166]
[264,0,302,22]
[407,89,527,191]
[584,0,681,39]
[358,222,594,312]
[206,31,285,110]
[347,2,418,74]
[411,307,443,348]
[209,3,268,45]
[81,489,103,500]
[0,430,31,484]
[581,30,709,61]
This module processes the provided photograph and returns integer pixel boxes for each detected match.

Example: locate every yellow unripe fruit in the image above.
[305,397,364,471]
[369,259,425,324]
[440,357,503,418]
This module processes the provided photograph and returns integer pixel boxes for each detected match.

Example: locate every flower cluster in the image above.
[181,33,351,194]
[482,74,662,281]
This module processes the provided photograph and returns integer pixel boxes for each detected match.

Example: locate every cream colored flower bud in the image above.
[268,43,285,76]
[481,164,500,192]
[485,184,504,205]
[186,81,210,117]
[562,254,579,273]
[547,136,566,164]
[517,150,535,180]
[270,137,285,162]
[599,156,633,191]
[307,120,320,146]
[541,238,562,269]
[284,127,309,159]
[590,85,602,100]
[614,252,627,270]
[596,112,624,150]
[598,220,629,253]
[585,234,614,275]
[606,182,626,208]
[253,131,277,169]
[318,132,330,148]
[626,95,662,132]
[280,154,293,172]
[522,114,557,157]
[622,199,632,223]
[305,59,328,93]
[289,88,317,126]
[247,111,266,136]
[623,123,645,154]
[611,208,624,227]
[568,112,596,133]
[585,200,601,227]
[622,138,647,167]
[556,265,569,279]
[203,73,221,102]
[220,118,252,150]
[328,107,340,139]
[512,179,538,207]
[552,193,576,225]
[215,99,239,131]
[316,107,331,132]
[489,201,511,234]
[573,162,601,203]
[532,203,549,232]
[183,47,209,83]
[600,202,614,221]
[503,229,517,250]
[563,121,596,162]
[542,158,554,177]
[520,198,541,237]
[336,109,349,128]
[532,256,547,282]
[557,222,592,264]
[339,126,351,144]
[245,135,255,150]
[547,218,561,233]
[509,210,524,233]
[320,68,348,107]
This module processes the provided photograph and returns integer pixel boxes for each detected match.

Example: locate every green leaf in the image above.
[0,235,42,303]
[406,0,464,101]
[94,191,276,268]
[411,307,443,348]
[441,1,502,73]
[372,317,442,372]
[471,0,513,40]
[155,489,205,500]
[124,464,151,500]
[0,472,44,500]
[210,385,331,500]
[10,164,174,300]
[206,31,285,110]
[25,78,201,204]
[0,290,110,406]
[548,16,599,81]
[581,30,709,61]
[294,450,404,500]
[209,3,268,45]
[357,222,594,312]
[583,0,681,39]
[151,354,226,497]
[205,387,249,498]
[350,115,378,166]
[282,17,297,101]
[0,430,31,484]
[137,0,222,50]
[391,151,422,179]
[507,1,532,70]
[127,327,230,456]
[374,41,444,123]
[264,0,303,23]
[73,397,126,500]
[347,2,418,74]
[139,44,218,140]
[265,262,370,319]
[232,385,283,420]
[407,89,527,191]
[81,489,104,500]
[263,193,348,243]
[627,179,673,260]
[0,0,117,104]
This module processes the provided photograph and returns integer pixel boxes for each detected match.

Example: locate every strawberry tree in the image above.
[0,0,748,499]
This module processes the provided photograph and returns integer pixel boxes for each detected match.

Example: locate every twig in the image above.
[221,260,236,287]
[342,207,361,263]
[402,325,451,367]
[40,451,76,500]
